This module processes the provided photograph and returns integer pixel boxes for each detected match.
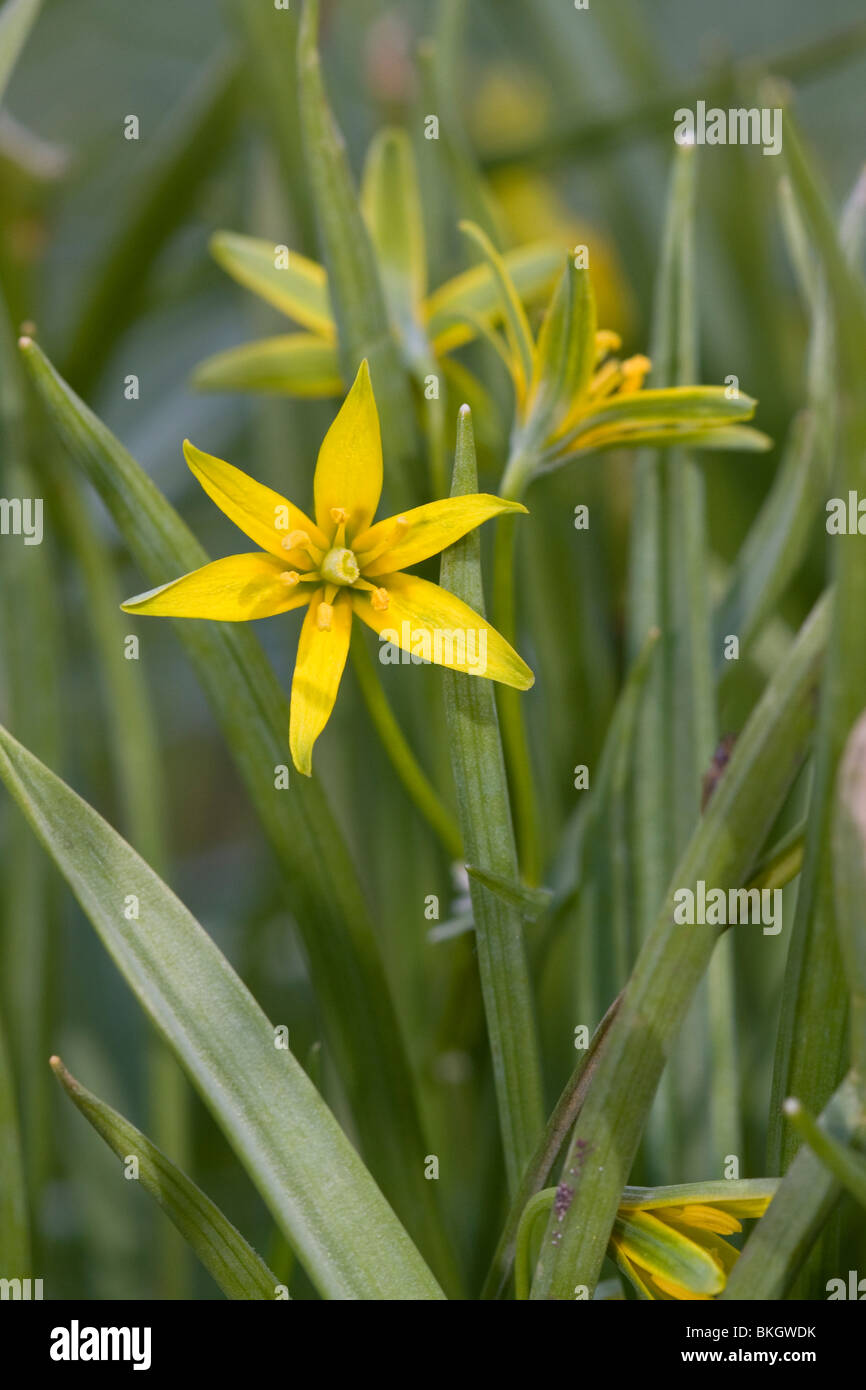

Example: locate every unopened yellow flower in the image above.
[456,220,770,495]
[516,1177,777,1300]
[121,361,533,775]
[611,1180,778,1301]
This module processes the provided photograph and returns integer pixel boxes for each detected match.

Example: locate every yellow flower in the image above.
[121,361,533,776]
[455,221,770,496]
[192,129,562,401]
[611,1180,778,1300]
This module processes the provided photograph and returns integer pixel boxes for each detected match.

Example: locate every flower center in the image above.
[320,546,359,586]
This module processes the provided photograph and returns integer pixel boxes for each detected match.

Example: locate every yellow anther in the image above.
[316,601,333,630]
[371,587,390,612]
[283,529,311,552]
[280,570,300,586]
[620,354,652,394]
[588,359,624,400]
[594,330,622,363]
[329,506,349,525]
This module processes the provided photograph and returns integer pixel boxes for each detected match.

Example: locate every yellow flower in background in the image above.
[121,361,533,775]
[455,220,770,497]
[193,129,562,401]
[611,1180,778,1301]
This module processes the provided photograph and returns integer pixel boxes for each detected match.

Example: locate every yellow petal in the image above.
[210,231,336,341]
[651,1274,713,1301]
[355,495,528,577]
[660,1204,742,1236]
[193,333,342,398]
[313,359,383,541]
[351,571,534,690]
[613,1210,725,1297]
[184,439,328,563]
[289,590,353,775]
[121,554,312,621]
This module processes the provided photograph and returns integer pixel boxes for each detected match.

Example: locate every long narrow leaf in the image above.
[0,724,443,1302]
[50,1057,280,1301]
[441,406,544,1193]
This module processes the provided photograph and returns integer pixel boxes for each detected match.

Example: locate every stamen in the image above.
[620,354,652,394]
[282,528,324,567]
[280,570,301,587]
[588,359,624,400]
[316,602,333,630]
[371,587,390,612]
[355,515,409,568]
[329,507,349,549]
[594,330,622,364]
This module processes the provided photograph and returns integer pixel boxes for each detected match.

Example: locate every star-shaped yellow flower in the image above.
[122,361,533,775]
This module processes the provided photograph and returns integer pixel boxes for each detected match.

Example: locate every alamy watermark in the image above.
[674,101,782,157]
[0,497,43,545]
[378,623,488,675]
[673,881,783,935]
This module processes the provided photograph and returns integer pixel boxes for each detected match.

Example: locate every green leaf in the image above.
[833,712,866,1072]
[527,256,596,439]
[769,105,866,1223]
[0,1006,29,1274]
[209,231,335,339]
[50,1057,281,1301]
[464,864,552,921]
[482,995,621,1300]
[459,220,535,398]
[0,0,41,106]
[531,592,830,1298]
[297,0,419,504]
[193,332,342,397]
[441,406,544,1193]
[18,336,460,1294]
[0,724,443,1302]
[360,127,429,367]
[782,1096,866,1212]
[0,281,62,1202]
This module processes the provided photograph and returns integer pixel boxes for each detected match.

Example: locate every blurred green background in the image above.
[2,0,865,1298]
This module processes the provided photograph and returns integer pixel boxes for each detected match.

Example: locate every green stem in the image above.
[493,447,543,883]
[514,1189,555,1300]
[481,991,621,1299]
[350,628,463,861]
[442,408,544,1193]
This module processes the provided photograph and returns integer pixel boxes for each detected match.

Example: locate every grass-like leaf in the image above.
[0,724,444,1301]
[441,406,544,1193]
[50,1057,281,1301]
